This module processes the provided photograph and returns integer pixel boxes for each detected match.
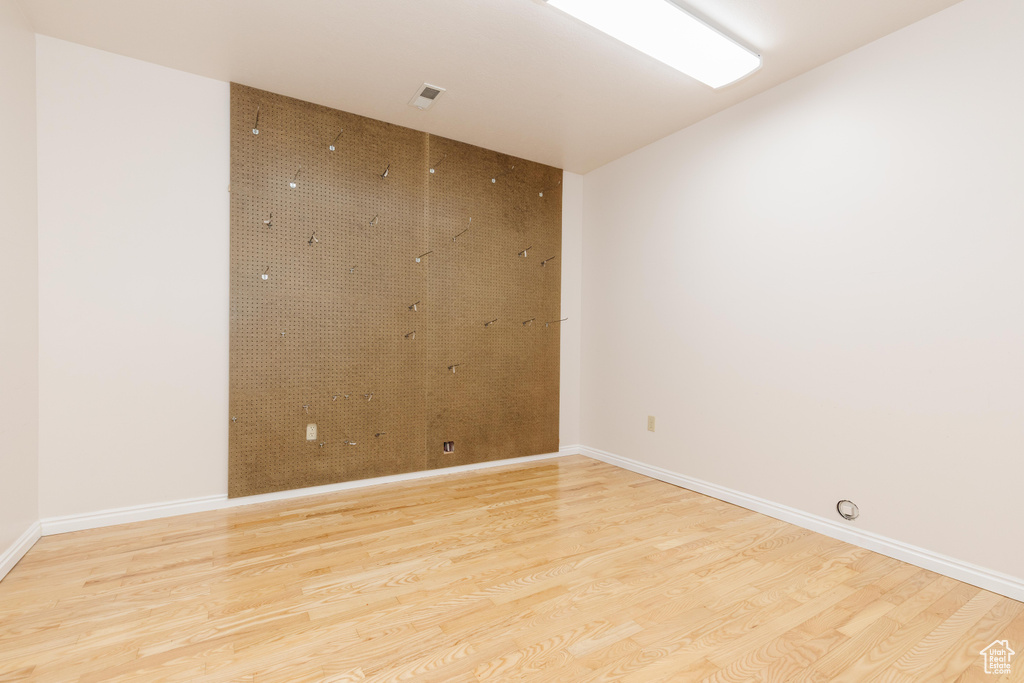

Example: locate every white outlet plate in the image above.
[306,424,317,441]
[647,416,656,432]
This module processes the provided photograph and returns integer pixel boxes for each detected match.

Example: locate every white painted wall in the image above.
[0,0,40,560]
[35,37,584,519]
[36,37,230,518]
[581,0,1024,581]
[559,171,583,448]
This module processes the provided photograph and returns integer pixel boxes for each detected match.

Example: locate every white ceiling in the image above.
[19,0,962,173]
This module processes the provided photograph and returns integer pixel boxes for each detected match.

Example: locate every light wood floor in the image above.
[1,456,1021,682]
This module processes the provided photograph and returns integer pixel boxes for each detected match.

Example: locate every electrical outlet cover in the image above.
[306,424,317,441]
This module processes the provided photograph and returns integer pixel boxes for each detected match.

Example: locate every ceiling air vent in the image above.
[409,83,446,110]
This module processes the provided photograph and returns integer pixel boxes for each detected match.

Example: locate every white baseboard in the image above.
[41,495,228,536]
[0,521,42,582]
[27,443,1022,602]
[580,445,1024,604]
[40,448,576,537]
[216,447,577,510]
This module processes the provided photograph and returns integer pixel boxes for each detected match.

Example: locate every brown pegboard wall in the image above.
[229,84,562,498]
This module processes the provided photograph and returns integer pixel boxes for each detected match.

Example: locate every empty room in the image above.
[1,0,1022,680]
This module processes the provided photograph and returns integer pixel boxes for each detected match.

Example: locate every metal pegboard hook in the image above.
[429,153,447,174]
[328,128,343,151]
[545,318,569,328]
[453,217,472,242]
[491,164,515,183]
[252,105,260,135]
[538,179,561,197]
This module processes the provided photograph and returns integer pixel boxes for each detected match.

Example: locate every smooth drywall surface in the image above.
[582,0,1024,580]
[0,0,40,557]
[37,37,230,518]
[560,171,583,447]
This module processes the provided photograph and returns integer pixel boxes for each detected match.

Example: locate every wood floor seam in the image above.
[0,455,1019,682]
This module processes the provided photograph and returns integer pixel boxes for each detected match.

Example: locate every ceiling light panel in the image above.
[545,0,760,89]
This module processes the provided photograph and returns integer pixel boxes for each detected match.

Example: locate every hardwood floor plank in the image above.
[0,455,1018,682]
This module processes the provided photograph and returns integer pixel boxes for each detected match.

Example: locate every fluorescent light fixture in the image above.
[544,0,760,89]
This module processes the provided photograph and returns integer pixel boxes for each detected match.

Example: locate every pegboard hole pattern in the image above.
[229,84,563,498]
